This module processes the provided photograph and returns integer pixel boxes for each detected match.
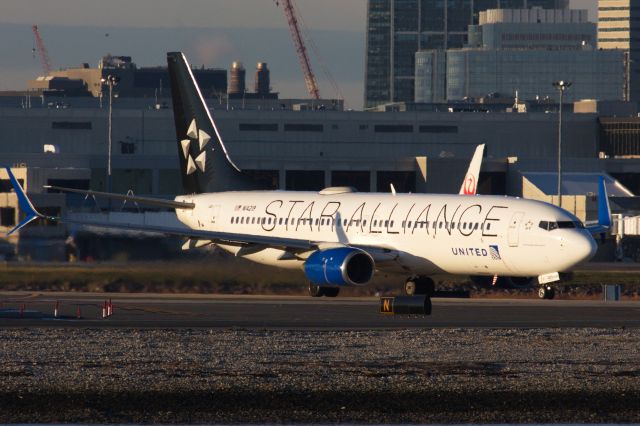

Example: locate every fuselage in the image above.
[175,191,597,278]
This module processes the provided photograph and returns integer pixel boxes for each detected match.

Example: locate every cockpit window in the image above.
[539,220,583,231]
[557,221,576,229]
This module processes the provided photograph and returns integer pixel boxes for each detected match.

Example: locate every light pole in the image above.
[101,75,119,193]
[552,80,572,207]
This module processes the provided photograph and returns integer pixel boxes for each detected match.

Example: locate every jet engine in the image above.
[303,247,375,286]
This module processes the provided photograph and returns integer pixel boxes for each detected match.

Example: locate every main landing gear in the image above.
[538,285,556,300]
[404,276,435,297]
[308,283,340,298]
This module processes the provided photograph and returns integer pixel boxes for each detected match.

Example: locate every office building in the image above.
[415,8,624,103]
[365,0,569,108]
[598,0,640,101]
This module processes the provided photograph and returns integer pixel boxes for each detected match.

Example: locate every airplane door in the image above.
[508,212,524,247]
[209,205,221,228]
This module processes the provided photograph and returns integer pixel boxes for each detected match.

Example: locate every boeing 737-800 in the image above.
[5,52,610,301]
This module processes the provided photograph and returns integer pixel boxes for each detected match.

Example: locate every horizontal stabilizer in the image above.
[43,185,195,210]
[4,167,44,235]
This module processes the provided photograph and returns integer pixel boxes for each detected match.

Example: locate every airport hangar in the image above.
[2,98,640,260]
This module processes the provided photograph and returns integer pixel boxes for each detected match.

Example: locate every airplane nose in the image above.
[573,232,598,265]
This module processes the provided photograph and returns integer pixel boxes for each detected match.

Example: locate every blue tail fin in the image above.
[587,175,612,236]
[4,167,43,235]
[597,176,611,229]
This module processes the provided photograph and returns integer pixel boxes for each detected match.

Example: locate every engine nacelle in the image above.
[304,247,375,286]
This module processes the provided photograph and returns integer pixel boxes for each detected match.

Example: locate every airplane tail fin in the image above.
[587,175,612,236]
[3,167,44,235]
[459,144,485,195]
[167,52,255,194]
[597,175,612,229]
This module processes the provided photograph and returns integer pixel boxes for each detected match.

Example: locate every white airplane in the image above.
[5,52,610,301]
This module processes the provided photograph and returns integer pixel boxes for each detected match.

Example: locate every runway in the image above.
[1,292,639,328]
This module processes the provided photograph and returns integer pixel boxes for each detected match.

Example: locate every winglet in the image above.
[4,167,43,235]
[459,144,485,195]
[597,175,612,229]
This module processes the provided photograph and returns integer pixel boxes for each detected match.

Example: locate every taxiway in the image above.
[0,292,638,328]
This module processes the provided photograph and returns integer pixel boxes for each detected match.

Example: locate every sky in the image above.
[0,0,597,110]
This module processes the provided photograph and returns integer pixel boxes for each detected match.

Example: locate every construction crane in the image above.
[32,25,53,76]
[275,0,320,99]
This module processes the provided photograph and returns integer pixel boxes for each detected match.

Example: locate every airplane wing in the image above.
[459,144,485,195]
[5,167,313,250]
[6,167,405,267]
[43,185,195,210]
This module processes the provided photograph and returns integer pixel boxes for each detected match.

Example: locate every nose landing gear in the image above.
[538,285,556,300]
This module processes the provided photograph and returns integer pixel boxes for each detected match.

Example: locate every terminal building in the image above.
[3,95,640,260]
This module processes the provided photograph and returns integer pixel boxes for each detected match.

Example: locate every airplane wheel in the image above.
[546,286,556,300]
[405,280,417,296]
[309,283,324,297]
[324,287,340,298]
[405,276,435,296]
[538,285,555,300]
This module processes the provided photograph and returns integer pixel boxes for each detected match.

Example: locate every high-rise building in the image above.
[365,0,569,108]
[597,0,640,101]
[415,8,624,103]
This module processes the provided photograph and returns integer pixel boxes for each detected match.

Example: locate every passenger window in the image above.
[408,221,412,228]
[486,223,491,230]
[363,220,367,226]
[390,221,394,227]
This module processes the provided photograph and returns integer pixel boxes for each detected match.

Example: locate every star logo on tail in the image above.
[181,118,212,175]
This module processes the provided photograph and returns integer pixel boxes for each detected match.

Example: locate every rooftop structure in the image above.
[27,55,227,99]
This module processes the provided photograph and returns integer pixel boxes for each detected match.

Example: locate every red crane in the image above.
[32,25,53,76]
[276,0,320,99]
